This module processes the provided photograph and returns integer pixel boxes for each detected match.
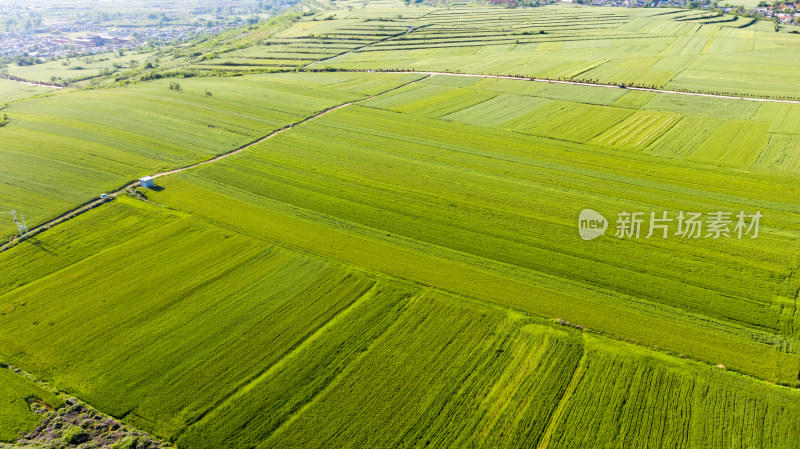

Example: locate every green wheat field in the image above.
[2,0,800,447]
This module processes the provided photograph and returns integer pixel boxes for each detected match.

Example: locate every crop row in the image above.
[141,102,800,384]
[257,293,584,449]
[0,197,379,439]
[548,336,800,448]
[359,75,800,172]
[0,72,420,239]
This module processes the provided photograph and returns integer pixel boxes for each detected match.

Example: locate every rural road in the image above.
[0,102,353,253]
[2,77,63,89]
[2,67,795,252]
[369,70,800,104]
[0,75,429,253]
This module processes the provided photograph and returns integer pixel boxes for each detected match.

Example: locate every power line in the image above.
[3,210,29,239]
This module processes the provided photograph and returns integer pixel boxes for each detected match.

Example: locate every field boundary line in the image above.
[0,75,63,90]
[261,291,423,443]
[344,70,800,104]
[536,335,587,449]
[305,23,423,69]
[179,283,411,442]
[0,74,429,253]
[177,283,383,437]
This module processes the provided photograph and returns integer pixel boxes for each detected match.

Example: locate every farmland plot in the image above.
[0,79,54,104]
[371,85,497,117]
[591,111,681,150]
[0,197,383,439]
[142,103,800,385]
[752,135,800,172]
[666,52,800,98]
[502,100,633,142]
[442,94,550,127]
[688,120,770,167]
[0,368,63,442]
[644,116,723,158]
[547,336,800,449]
[259,294,584,449]
[3,2,800,446]
[0,72,423,239]
[611,90,656,109]
[527,82,628,106]
[642,93,761,120]
[178,282,419,448]
[753,102,800,135]
[182,293,584,449]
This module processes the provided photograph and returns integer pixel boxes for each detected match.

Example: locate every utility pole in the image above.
[5,210,29,239]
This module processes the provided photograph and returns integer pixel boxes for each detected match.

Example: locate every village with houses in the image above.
[2,25,223,60]
[0,0,294,60]
[498,0,800,25]
[0,0,797,75]
[752,1,800,24]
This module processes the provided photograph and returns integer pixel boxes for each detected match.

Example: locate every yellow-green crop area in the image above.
[2,1,800,447]
[135,91,800,385]
[2,196,800,448]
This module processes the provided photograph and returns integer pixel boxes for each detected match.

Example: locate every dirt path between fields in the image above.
[0,74,429,253]
[1,76,63,89]
[3,66,792,251]
[353,70,800,105]
[307,25,421,68]
[0,104,349,252]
